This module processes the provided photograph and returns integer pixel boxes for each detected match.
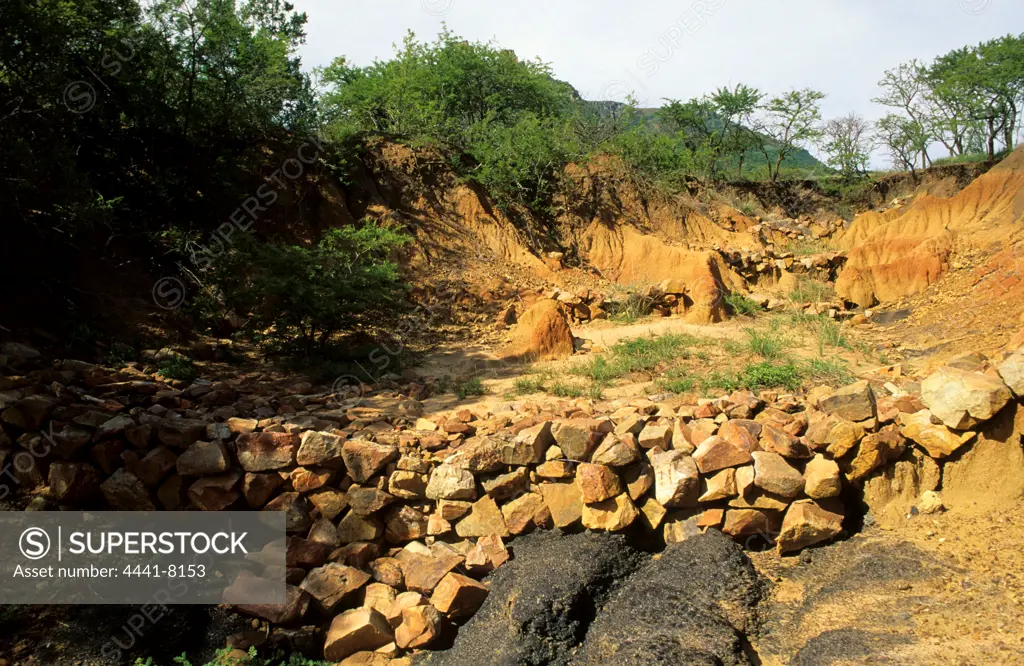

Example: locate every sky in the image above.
[290,0,1023,167]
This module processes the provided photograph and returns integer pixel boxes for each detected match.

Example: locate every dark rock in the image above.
[420,530,645,666]
[571,530,764,665]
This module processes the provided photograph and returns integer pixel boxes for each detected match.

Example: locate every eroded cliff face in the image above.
[834,146,1024,308]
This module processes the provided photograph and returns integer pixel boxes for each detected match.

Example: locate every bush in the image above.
[158,357,197,382]
[453,377,487,399]
[212,223,411,354]
[724,292,761,317]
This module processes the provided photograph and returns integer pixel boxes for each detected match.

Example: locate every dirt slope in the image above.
[834,147,1024,308]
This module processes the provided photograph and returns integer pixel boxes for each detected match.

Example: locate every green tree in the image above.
[876,114,929,176]
[212,224,411,354]
[753,88,826,182]
[819,113,872,177]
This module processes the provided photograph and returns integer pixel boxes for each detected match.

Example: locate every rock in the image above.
[777,500,844,553]
[100,469,155,510]
[235,581,309,625]
[292,466,333,493]
[383,505,428,543]
[590,433,640,467]
[499,299,575,361]
[157,418,208,448]
[264,492,312,532]
[535,460,573,479]
[651,450,699,508]
[500,492,552,534]
[235,432,299,472]
[638,497,667,530]
[465,534,510,574]
[997,347,1024,396]
[847,425,906,482]
[300,563,372,611]
[576,463,623,504]
[806,414,865,458]
[752,451,805,498]
[455,495,509,537]
[48,462,100,504]
[570,532,763,666]
[2,396,55,430]
[692,436,753,474]
[436,500,473,521]
[396,546,461,594]
[342,440,398,483]
[501,422,552,465]
[481,467,529,500]
[663,517,702,544]
[420,531,644,666]
[917,490,945,514]
[899,410,976,459]
[921,366,1012,429]
[346,486,395,516]
[759,424,811,459]
[388,471,428,500]
[637,424,671,450]
[429,572,490,619]
[819,381,876,422]
[698,468,736,503]
[243,472,286,509]
[132,447,179,486]
[581,494,638,531]
[363,582,398,615]
[722,508,775,539]
[554,420,604,460]
[296,430,346,467]
[804,455,842,499]
[622,462,654,501]
[425,464,477,501]
[324,608,394,662]
[539,481,583,528]
[395,604,446,649]
[188,471,241,511]
[176,441,230,476]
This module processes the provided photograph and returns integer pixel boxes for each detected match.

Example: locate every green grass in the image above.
[157,357,197,382]
[724,292,761,317]
[454,377,487,399]
[548,381,604,400]
[659,360,804,396]
[803,356,855,386]
[789,277,835,304]
[815,318,852,352]
[603,285,658,322]
[513,376,547,395]
[137,647,331,666]
[743,326,789,361]
[656,368,697,394]
[779,238,832,256]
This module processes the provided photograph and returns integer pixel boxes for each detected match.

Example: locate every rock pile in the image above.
[2,341,1022,663]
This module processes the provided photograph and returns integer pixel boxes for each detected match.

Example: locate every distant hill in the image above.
[582,100,830,179]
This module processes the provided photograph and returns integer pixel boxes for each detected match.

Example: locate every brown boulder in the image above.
[324,608,394,662]
[777,500,844,553]
[429,572,489,619]
[235,432,298,472]
[499,299,574,361]
[342,440,398,484]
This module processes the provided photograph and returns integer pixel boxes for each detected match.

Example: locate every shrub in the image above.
[739,361,802,391]
[158,357,197,382]
[603,285,658,322]
[724,292,761,317]
[453,377,487,399]
[212,223,411,354]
